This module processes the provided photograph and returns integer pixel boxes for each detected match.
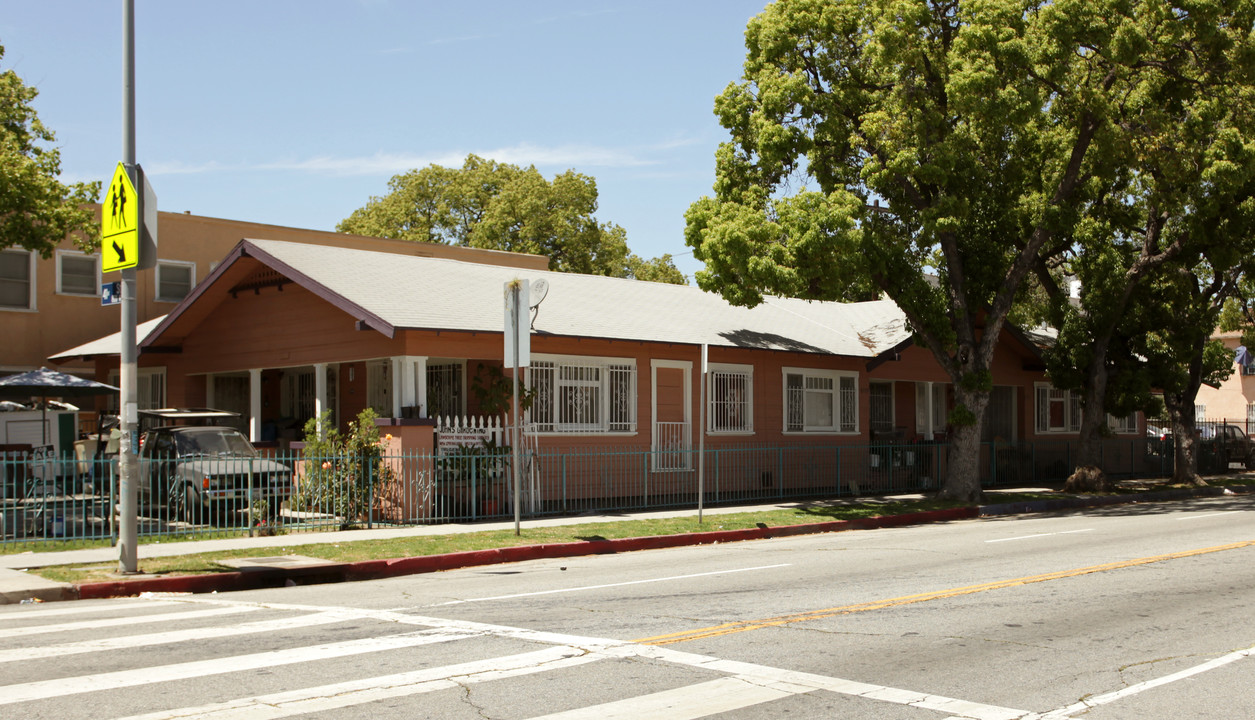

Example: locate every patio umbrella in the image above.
[0,367,119,445]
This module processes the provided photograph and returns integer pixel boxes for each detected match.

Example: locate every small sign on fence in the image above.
[435,415,505,455]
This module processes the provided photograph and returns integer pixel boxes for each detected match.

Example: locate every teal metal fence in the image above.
[0,433,1223,548]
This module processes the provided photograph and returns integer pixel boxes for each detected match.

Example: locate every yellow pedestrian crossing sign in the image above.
[102,163,140,272]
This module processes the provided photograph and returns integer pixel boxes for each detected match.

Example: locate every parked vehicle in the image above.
[1145,422,1255,470]
[139,419,292,524]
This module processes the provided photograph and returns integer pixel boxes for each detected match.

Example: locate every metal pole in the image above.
[698,344,706,523]
[117,0,139,574]
[511,284,522,536]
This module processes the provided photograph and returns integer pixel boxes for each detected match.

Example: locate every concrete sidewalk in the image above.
[2,483,1236,605]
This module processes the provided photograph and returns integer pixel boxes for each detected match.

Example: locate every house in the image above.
[4,208,547,380]
[1195,330,1255,429]
[54,236,1140,508]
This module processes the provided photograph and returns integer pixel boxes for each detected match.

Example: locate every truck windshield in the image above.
[175,429,260,458]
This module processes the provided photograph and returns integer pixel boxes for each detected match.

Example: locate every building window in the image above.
[784,368,857,433]
[56,251,99,297]
[528,356,636,433]
[708,364,753,433]
[1107,412,1137,435]
[155,261,195,303]
[0,250,34,310]
[869,381,894,433]
[427,362,465,418]
[1035,385,1081,433]
[107,367,167,412]
[1034,385,1137,433]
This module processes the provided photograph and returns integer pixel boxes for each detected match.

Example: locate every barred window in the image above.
[708,364,752,433]
[528,357,636,433]
[784,368,858,433]
[1035,384,1129,433]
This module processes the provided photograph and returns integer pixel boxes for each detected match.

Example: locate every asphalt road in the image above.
[3,494,1254,719]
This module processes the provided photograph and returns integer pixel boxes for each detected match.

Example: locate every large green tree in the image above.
[684,0,1247,501]
[0,44,98,254]
[1046,13,1255,489]
[339,154,685,282]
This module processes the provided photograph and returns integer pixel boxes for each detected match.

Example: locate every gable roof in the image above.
[140,238,912,358]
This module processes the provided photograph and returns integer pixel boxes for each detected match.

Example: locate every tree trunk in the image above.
[1067,363,1114,493]
[1167,403,1206,486]
[938,388,989,503]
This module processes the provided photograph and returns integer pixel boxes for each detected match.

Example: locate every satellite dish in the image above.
[530,278,549,307]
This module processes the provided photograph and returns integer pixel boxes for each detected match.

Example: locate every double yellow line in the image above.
[636,540,1255,645]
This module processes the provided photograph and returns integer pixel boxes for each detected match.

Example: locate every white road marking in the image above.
[1031,643,1255,719]
[0,598,182,621]
[435,563,792,605]
[525,676,796,720]
[0,605,259,639]
[0,626,478,705]
[0,609,352,663]
[985,529,1093,544]
[1176,511,1243,521]
[112,646,599,720]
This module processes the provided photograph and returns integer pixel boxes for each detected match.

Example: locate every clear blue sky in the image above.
[1,1,773,281]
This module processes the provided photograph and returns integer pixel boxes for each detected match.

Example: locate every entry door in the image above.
[651,361,692,471]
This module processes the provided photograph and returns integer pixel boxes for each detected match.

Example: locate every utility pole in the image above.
[117,0,139,573]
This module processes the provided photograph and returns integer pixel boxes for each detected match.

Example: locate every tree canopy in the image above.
[684,0,1254,501]
[339,154,686,283]
[0,43,99,256]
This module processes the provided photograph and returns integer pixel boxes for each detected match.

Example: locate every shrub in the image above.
[295,408,396,529]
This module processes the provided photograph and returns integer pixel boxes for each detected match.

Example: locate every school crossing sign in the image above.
[100,162,156,273]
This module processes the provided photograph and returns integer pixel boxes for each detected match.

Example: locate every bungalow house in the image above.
[50,237,1157,521]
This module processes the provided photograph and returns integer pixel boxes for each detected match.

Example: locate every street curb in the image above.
[978,483,1254,517]
[73,506,977,600]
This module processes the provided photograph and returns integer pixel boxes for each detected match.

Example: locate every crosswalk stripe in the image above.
[0,599,182,622]
[525,676,796,719]
[633,645,1029,720]
[0,627,478,706]
[0,610,353,663]
[0,606,260,640]
[113,646,599,720]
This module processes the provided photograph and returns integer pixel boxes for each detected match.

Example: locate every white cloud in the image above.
[143,143,667,179]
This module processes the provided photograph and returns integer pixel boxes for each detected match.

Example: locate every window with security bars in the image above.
[708,365,752,433]
[1035,384,1135,433]
[869,381,894,433]
[785,369,857,433]
[528,357,636,433]
[426,363,464,417]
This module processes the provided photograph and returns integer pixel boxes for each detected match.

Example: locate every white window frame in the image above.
[707,363,753,434]
[527,354,637,435]
[0,249,36,312]
[1035,384,1137,434]
[155,260,196,303]
[783,367,858,435]
[107,367,167,412]
[1035,384,1081,434]
[55,250,100,297]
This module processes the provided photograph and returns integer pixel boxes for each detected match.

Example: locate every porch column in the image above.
[925,382,935,439]
[314,362,328,437]
[248,368,262,442]
[205,374,216,409]
[391,357,405,418]
[415,356,428,418]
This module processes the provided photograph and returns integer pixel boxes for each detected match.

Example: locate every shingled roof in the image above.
[144,238,912,358]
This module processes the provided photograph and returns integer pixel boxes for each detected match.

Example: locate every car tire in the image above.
[180,487,205,526]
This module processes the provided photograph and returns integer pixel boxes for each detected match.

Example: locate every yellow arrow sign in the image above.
[101,163,139,272]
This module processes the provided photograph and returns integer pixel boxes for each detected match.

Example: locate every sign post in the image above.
[505,280,530,536]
